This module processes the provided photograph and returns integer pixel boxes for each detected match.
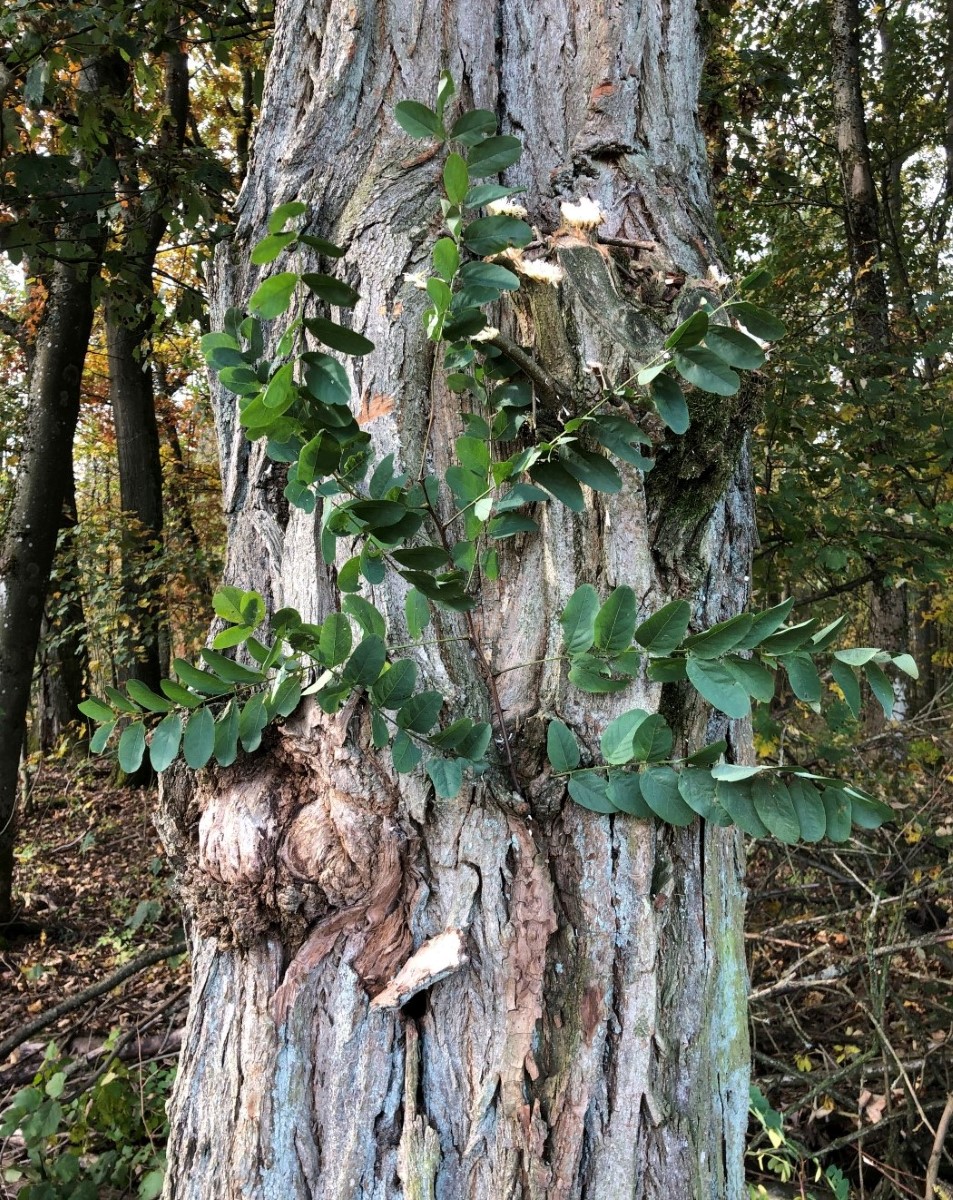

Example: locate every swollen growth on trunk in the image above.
[80,5,913,1197]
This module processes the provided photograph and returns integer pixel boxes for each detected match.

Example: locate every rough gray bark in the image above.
[159,1,755,1196]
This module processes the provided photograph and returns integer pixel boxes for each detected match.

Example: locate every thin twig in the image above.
[925,1093,953,1200]
[597,234,657,251]
[487,333,569,405]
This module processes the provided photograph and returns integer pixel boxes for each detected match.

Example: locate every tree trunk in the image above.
[159,2,755,1195]
[35,468,90,752]
[0,251,97,924]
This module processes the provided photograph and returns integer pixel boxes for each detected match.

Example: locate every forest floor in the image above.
[1,721,951,1199]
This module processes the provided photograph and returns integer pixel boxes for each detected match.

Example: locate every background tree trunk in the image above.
[159,1,755,1195]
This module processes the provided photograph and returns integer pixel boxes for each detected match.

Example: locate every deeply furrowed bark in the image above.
[160,1,755,1196]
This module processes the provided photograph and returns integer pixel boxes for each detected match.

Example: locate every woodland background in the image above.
[0,0,951,1197]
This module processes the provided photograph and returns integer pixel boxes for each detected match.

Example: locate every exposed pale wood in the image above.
[159,0,755,1196]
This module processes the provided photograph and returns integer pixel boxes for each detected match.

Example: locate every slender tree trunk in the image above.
[0,251,98,924]
[159,2,755,1195]
[35,468,90,751]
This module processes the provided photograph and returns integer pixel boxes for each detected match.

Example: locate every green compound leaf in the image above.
[371,659,419,709]
[396,690,444,734]
[425,757,464,799]
[342,635,387,687]
[319,612,352,667]
[786,776,826,842]
[821,788,852,842]
[606,771,653,817]
[466,135,522,176]
[394,100,443,139]
[392,730,423,773]
[248,272,298,319]
[703,326,765,369]
[681,613,753,659]
[640,766,695,826]
[650,375,690,433]
[686,657,751,719]
[864,661,895,719]
[677,767,720,819]
[568,770,616,814]
[149,713,182,774]
[214,700,240,767]
[594,586,637,655]
[547,719,581,773]
[750,775,800,844]
[715,778,768,837]
[634,599,691,655]
[183,707,216,770]
[560,584,600,655]
[672,347,740,396]
[118,722,146,775]
[600,709,649,765]
[731,301,786,341]
[830,659,861,718]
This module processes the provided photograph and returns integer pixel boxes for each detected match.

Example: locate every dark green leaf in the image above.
[686,658,751,719]
[301,273,360,307]
[560,585,599,655]
[405,588,431,638]
[173,659,234,697]
[267,201,307,233]
[864,661,895,719]
[238,694,268,752]
[640,766,695,825]
[149,713,182,773]
[703,326,765,369]
[425,757,465,798]
[298,233,346,258]
[711,763,766,781]
[751,775,800,844]
[467,135,523,176]
[371,711,390,749]
[672,347,740,396]
[396,690,444,733]
[89,721,116,754]
[594,586,637,655]
[303,351,351,405]
[830,660,861,719]
[568,660,631,693]
[444,154,469,204]
[118,723,146,774]
[319,612,352,666]
[678,767,719,818]
[664,309,708,350]
[125,679,174,713]
[560,447,622,494]
[685,740,727,766]
[214,700,240,766]
[716,779,768,837]
[392,730,423,773]
[848,791,893,830]
[681,613,754,659]
[606,771,653,817]
[342,635,387,687]
[458,261,521,291]
[183,707,215,769]
[723,655,776,702]
[529,460,586,511]
[547,719,581,772]
[786,776,826,842]
[631,713,673,762]
[79,697,115,723]
[342,595,387,638]
[736,598,797,650]
[758,619,819,656]
[304,316,374,355]
[488,513,538,539]
[251,232,296,264]
[568,771,616,814]
[821,789,852,842]
[634,600,691,655]
[371,660,419,709]
[105,685,141,714]
[649,375,691,433]
[601,709,649,765]
[782,654,821,704]
[461,215,533,256]
[272,677,302,717]
[200,650,265,684]
[732,301,786,341]
[394,100,443,139]
[449,109,497,145]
